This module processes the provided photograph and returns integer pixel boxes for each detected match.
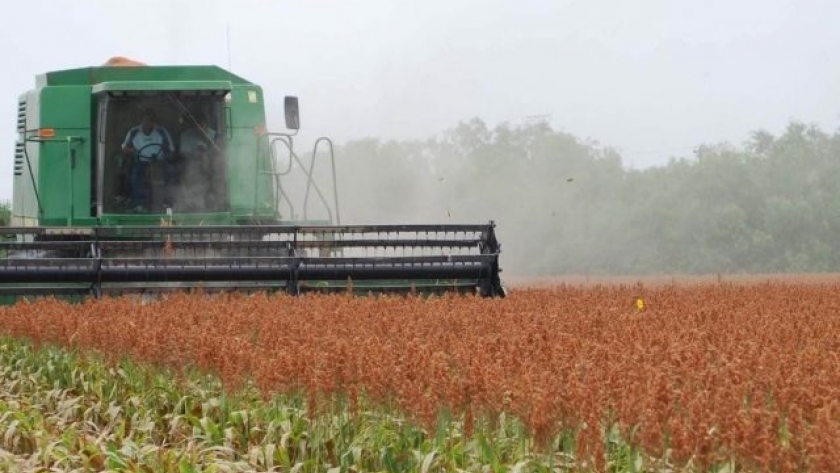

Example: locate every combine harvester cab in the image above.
[1,60,504,302]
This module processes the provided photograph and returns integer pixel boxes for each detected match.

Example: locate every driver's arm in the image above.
[121,127,137,154]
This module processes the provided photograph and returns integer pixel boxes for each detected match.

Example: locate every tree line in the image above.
[335,119,840,275]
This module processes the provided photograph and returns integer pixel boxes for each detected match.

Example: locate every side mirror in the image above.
[284,96,300,130]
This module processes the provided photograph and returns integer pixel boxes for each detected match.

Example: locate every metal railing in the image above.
[262,133,340,224]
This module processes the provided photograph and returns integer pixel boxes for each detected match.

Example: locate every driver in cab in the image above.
[121,108,174,212]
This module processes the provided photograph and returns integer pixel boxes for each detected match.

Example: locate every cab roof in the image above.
[36,65,253,88]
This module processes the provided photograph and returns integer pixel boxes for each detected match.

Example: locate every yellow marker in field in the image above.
[635,298,645,311]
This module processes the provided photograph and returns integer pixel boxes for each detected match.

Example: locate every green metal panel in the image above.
[37,86,92,225]
[228,85,266,127]
[225,84,275,219]
[91,80,232,93]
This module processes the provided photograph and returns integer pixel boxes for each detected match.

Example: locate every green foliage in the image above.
[0,201,9,226]
[336,119,840,275]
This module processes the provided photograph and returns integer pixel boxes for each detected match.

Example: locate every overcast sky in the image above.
[1,0,839,200]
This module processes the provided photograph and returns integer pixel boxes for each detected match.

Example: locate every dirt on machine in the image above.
[0,58,504,302]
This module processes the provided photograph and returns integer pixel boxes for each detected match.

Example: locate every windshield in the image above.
[97,92,228,214]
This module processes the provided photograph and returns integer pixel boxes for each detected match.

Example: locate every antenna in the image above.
[226,24,232,71]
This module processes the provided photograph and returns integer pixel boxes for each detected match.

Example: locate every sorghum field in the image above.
[1,282,839,472]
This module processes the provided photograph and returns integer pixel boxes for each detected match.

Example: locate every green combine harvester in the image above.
[1,59,504,302]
